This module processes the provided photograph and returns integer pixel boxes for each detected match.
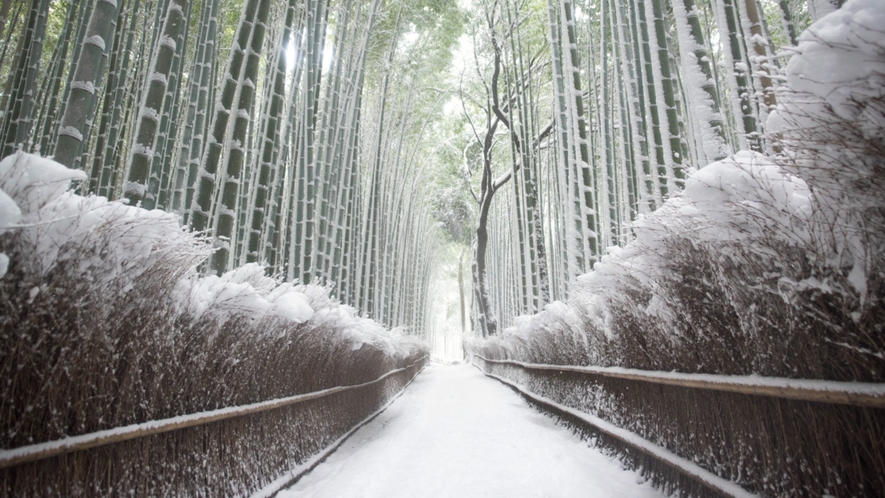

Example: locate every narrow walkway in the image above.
[279,363,665,498]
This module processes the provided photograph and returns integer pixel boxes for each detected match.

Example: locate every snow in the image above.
[271,289,314,323]
[57,126,84,141]
[0,153,195,284]
[173,263,314,325]
[0,151,86,214]
[176,264,274,321]
[123,180,147,197]
[149,72,168,86]
[768,0,885,128]
[684,150,812,243]
[0,173,22,279]
[159,35,176,51]
[482,300,588,352]
[0,186,21,229]
[70,80,96,95]
[474,356,885,398]
[764,0,885,304]
[0,153,418,354]
[139,108,160,123]
[564,150,815,319]
[84,35,106,51]
[279,364,665,498]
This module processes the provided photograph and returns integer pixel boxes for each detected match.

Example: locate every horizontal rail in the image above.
[477,366,757,498]
[0,357,426,470]
[472,355,885,408]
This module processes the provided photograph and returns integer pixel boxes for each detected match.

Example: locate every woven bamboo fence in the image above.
[473,354,885,498]
[0,357,426,497]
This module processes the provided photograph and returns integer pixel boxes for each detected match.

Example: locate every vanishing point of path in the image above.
[279,363,666,498]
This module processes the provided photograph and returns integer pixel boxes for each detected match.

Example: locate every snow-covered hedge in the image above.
[469,0,884,383]
[0,151,426,457]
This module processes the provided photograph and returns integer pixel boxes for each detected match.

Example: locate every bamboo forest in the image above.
[1,0,883,495]
[0,0,833,333]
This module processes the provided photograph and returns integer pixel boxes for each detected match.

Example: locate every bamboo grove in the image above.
[0,0,844,338]
[0,0,462,331]
[456,0,832,336]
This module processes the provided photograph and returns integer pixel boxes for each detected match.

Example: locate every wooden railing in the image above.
[473,355,885,407]
[0,358,425,470]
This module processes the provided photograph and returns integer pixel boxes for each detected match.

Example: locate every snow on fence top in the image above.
[473,355,885,408]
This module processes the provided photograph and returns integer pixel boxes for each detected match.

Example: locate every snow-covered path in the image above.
[278,363,665,498]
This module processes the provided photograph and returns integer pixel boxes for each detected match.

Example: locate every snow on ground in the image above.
[279,364,665,498]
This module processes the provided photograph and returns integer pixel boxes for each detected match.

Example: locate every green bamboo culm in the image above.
[123,0,188,208]
[53,0,121,169]
[2,0,51,157]
[211,0,272,275]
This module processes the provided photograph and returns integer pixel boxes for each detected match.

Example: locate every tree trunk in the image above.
[718,0,760,151]
[673,0,728,165]
[53,0,120,169]
[474,192,498,337]
[2,0,50,157]
[124,0,188,207]
[211,0,272,274]
[777,0,798,45]
[459,247,467,335]
[744,0,777,115]
[189,0,260,235]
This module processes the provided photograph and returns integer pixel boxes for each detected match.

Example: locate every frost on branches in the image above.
[767,0,885,310]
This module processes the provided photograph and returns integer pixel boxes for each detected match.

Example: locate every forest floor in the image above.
[278,363,665,498]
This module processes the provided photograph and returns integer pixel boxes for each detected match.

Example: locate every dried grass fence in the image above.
[473,355,885,498]
[0,356,426,496]
[0,190,431,496]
